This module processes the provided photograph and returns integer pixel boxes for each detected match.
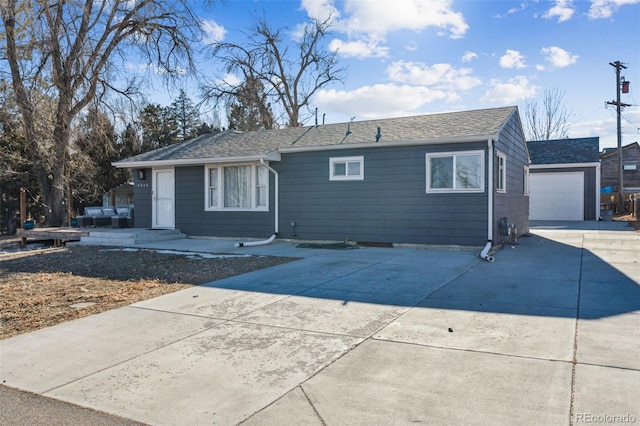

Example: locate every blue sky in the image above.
[146,0,640,150]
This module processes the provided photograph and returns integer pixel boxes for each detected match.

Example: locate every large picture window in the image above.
[426,150,484,193]
[205,164,269,211]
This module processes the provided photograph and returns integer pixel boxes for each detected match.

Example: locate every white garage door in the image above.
[530,172,584,221]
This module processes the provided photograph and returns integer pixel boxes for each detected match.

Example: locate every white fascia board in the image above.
[112,151,281,169]
[277,134,498,154]
[529,162,600,169]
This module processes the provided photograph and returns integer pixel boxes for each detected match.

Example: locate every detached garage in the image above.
[530,172,584,220]
[527,138,600,221]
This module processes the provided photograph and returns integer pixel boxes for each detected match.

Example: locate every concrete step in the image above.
[78,228,187,246]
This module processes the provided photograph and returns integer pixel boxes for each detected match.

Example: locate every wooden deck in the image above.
[16,227,90,247]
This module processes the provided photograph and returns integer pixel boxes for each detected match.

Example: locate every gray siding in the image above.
[275,144,489,246]
[129,112,529,248]
[174,166,275,238]
[601,144,640,189]
[133,168,152,228]
[530,167,598,220]
[493,113,530,244]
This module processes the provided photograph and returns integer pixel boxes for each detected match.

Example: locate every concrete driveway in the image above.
[1,223,639,425]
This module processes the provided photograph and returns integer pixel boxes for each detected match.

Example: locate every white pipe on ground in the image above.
[480,240,494,263]
[234,233,277,248]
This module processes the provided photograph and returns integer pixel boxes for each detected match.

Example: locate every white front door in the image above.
[153,168,175,229]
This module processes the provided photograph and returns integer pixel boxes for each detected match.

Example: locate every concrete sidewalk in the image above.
[1,223,639,425]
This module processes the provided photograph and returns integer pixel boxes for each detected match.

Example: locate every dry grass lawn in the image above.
[0,245,296,339]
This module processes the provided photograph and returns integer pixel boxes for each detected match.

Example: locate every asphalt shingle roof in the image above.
[600,142,639,159]
[527,137,600,165]
[115,106,517,166]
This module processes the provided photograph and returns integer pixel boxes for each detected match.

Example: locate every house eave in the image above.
[277,134,499,154]
[112,151,281,168]
[530,162,600,169]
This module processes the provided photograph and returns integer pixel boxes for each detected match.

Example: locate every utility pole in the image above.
[607,61,631,214]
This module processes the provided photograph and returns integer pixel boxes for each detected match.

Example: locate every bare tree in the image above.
[0,0,203,226]
[523,87,575,140]
[206,16,345,128]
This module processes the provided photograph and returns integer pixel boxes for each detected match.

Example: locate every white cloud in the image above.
[300,0,341,23]
[216,73,242,87]
[201,19,226,44]
[329,37,389,59]
[494,2,529,18]
[405,41,418,52]
[125,62,186,76]
[543,0,575,22]
[500,49,527,69]
[462,51,478,62]
[386,61,481,91]
[303,0,469,59]
[481,76,538,104]
[570,117,612,140]
[336,0,468,38]
[315,84,452,118]
[541,46,578,68]
[588,0,640,19]
[125,62,149,72]
[507,2,529,14]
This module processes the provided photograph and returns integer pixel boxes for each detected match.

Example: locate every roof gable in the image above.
[600,142,640,159]
[527,137,600,165]
[114,106,519,167]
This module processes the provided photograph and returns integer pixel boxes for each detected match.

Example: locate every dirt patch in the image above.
[613,215,640,231]
[0,245,297,339]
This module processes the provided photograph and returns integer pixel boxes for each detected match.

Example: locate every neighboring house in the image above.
[526,137,600,221]
[113,106,530,248]
[600,142,640,193]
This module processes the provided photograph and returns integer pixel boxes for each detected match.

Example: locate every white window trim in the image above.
[523,165,530,196]
[204,163,269,212]
[329,156,364,181]
[497,151,506,193]
[426,150,485,193]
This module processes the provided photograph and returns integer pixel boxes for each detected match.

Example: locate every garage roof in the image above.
[527,137,600,165]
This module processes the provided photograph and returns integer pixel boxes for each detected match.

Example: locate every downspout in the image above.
[595,162,601,220]
[234,158,279,248]
[480,139,495,262]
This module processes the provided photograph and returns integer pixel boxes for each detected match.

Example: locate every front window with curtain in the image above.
[426,150,484,193]
[205,164,269,211]
[224,165,252,208]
